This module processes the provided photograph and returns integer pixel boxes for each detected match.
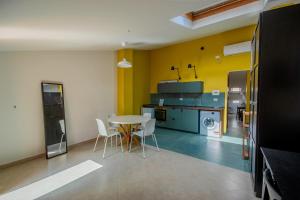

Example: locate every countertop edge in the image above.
[142,104,224,111]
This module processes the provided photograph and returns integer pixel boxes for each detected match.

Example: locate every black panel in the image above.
[249,4,300,197]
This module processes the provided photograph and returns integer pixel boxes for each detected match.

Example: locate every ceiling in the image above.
[0,0,261,51]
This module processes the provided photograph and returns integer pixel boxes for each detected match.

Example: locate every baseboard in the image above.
[0,153,44,170]
[0,137,97,170]
[68,138,96,150]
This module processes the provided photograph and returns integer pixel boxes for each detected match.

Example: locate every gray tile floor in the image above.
[146,128,250,172]
[0,141,257,200]
[226,114,247,138]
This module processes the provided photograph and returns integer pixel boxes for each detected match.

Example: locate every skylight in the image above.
[170,0,264,30]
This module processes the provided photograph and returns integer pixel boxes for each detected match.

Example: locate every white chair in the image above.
[108,113,120,130]
[59,120,66,152]
[129,119,159,158]
[94,119,123,158]
[134,112,151,130]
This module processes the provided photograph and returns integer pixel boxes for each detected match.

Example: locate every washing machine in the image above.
[200,111,221,137]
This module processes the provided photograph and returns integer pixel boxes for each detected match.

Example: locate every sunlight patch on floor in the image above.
[0,160,102,200]
[206,136,243,145]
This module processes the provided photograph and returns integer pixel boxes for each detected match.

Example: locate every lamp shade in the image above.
[117,58,132,68]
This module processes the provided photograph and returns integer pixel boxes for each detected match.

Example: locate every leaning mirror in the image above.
[41,82,67,158]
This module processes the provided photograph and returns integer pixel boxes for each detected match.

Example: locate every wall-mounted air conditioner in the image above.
[223,41,251,56]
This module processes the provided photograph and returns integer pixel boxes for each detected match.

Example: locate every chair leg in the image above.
[119,134,124,152]
[142,135,146,158]
[129,135,133,152]
[103,137,108,158]
[153,134,160,151]
[110,137,112,148]
[116,135,118,150]
[93,134,100,152]
[59,134,65,152]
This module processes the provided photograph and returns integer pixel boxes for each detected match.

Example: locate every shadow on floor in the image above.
[146,128,250,172]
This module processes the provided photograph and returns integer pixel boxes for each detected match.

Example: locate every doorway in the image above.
[227,70,249,138]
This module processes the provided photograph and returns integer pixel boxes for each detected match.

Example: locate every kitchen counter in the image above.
[142,104,224,134]
[143,104,224,112]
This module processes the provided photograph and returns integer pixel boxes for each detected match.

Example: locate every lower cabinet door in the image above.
[158,108,199,133]
[180,109,199,133]
[166,107,181,130]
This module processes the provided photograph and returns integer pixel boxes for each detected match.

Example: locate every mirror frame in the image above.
[41,82,68,159]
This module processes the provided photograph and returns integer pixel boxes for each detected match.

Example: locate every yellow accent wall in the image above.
[117,49,150,115]
[117,49,133,115]
[149,25,255,132]
[133,50,151,114]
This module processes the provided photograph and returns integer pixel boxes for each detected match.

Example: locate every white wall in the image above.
[0,51,116,165]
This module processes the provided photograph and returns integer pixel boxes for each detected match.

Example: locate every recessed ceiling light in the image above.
[230,87,242,92]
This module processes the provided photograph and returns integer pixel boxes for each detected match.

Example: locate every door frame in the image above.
[226,69,250,131]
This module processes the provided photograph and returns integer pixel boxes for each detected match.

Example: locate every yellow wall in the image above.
[117,49,133,115]
[133,51,151,114]
[117,49,150,115]
[149,25,255,132]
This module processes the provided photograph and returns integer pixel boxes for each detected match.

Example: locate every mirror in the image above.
[41,82,67,159]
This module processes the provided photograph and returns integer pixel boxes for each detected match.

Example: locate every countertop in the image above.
[143,104,224,111]
[261,148,300,200]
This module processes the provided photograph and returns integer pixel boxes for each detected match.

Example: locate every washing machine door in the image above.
[202,117,216,130]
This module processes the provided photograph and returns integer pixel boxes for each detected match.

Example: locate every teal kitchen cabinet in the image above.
[165,107,180,130]
[157,81,203,94]
[158,107,199,133]
[180,82,203,93]
[157,83,179,93]
[180,109,199,133]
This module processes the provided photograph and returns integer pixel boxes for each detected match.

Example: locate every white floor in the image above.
[0,140,258,200]
[0,160,102,200]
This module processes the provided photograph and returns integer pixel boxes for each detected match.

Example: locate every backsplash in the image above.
[150,92,225,108]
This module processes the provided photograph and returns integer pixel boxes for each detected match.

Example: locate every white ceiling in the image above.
[0,0,261,51]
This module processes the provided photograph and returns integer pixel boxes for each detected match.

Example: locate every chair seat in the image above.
[107,130,120,137]
[132,130,152,137]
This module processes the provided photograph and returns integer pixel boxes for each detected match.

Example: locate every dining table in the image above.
[108,115,150,150]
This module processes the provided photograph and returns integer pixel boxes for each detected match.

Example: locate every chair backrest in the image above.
[143,112,151,119]
[143,119,156,136]
[59,120,65,134]
[96,119,108,136]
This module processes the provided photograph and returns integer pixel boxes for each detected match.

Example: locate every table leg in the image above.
[119,124,141,151]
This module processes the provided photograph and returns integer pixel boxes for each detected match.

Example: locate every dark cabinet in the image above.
[157,82,179,93]
[157,81,203,94]
[249,4,300,197]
